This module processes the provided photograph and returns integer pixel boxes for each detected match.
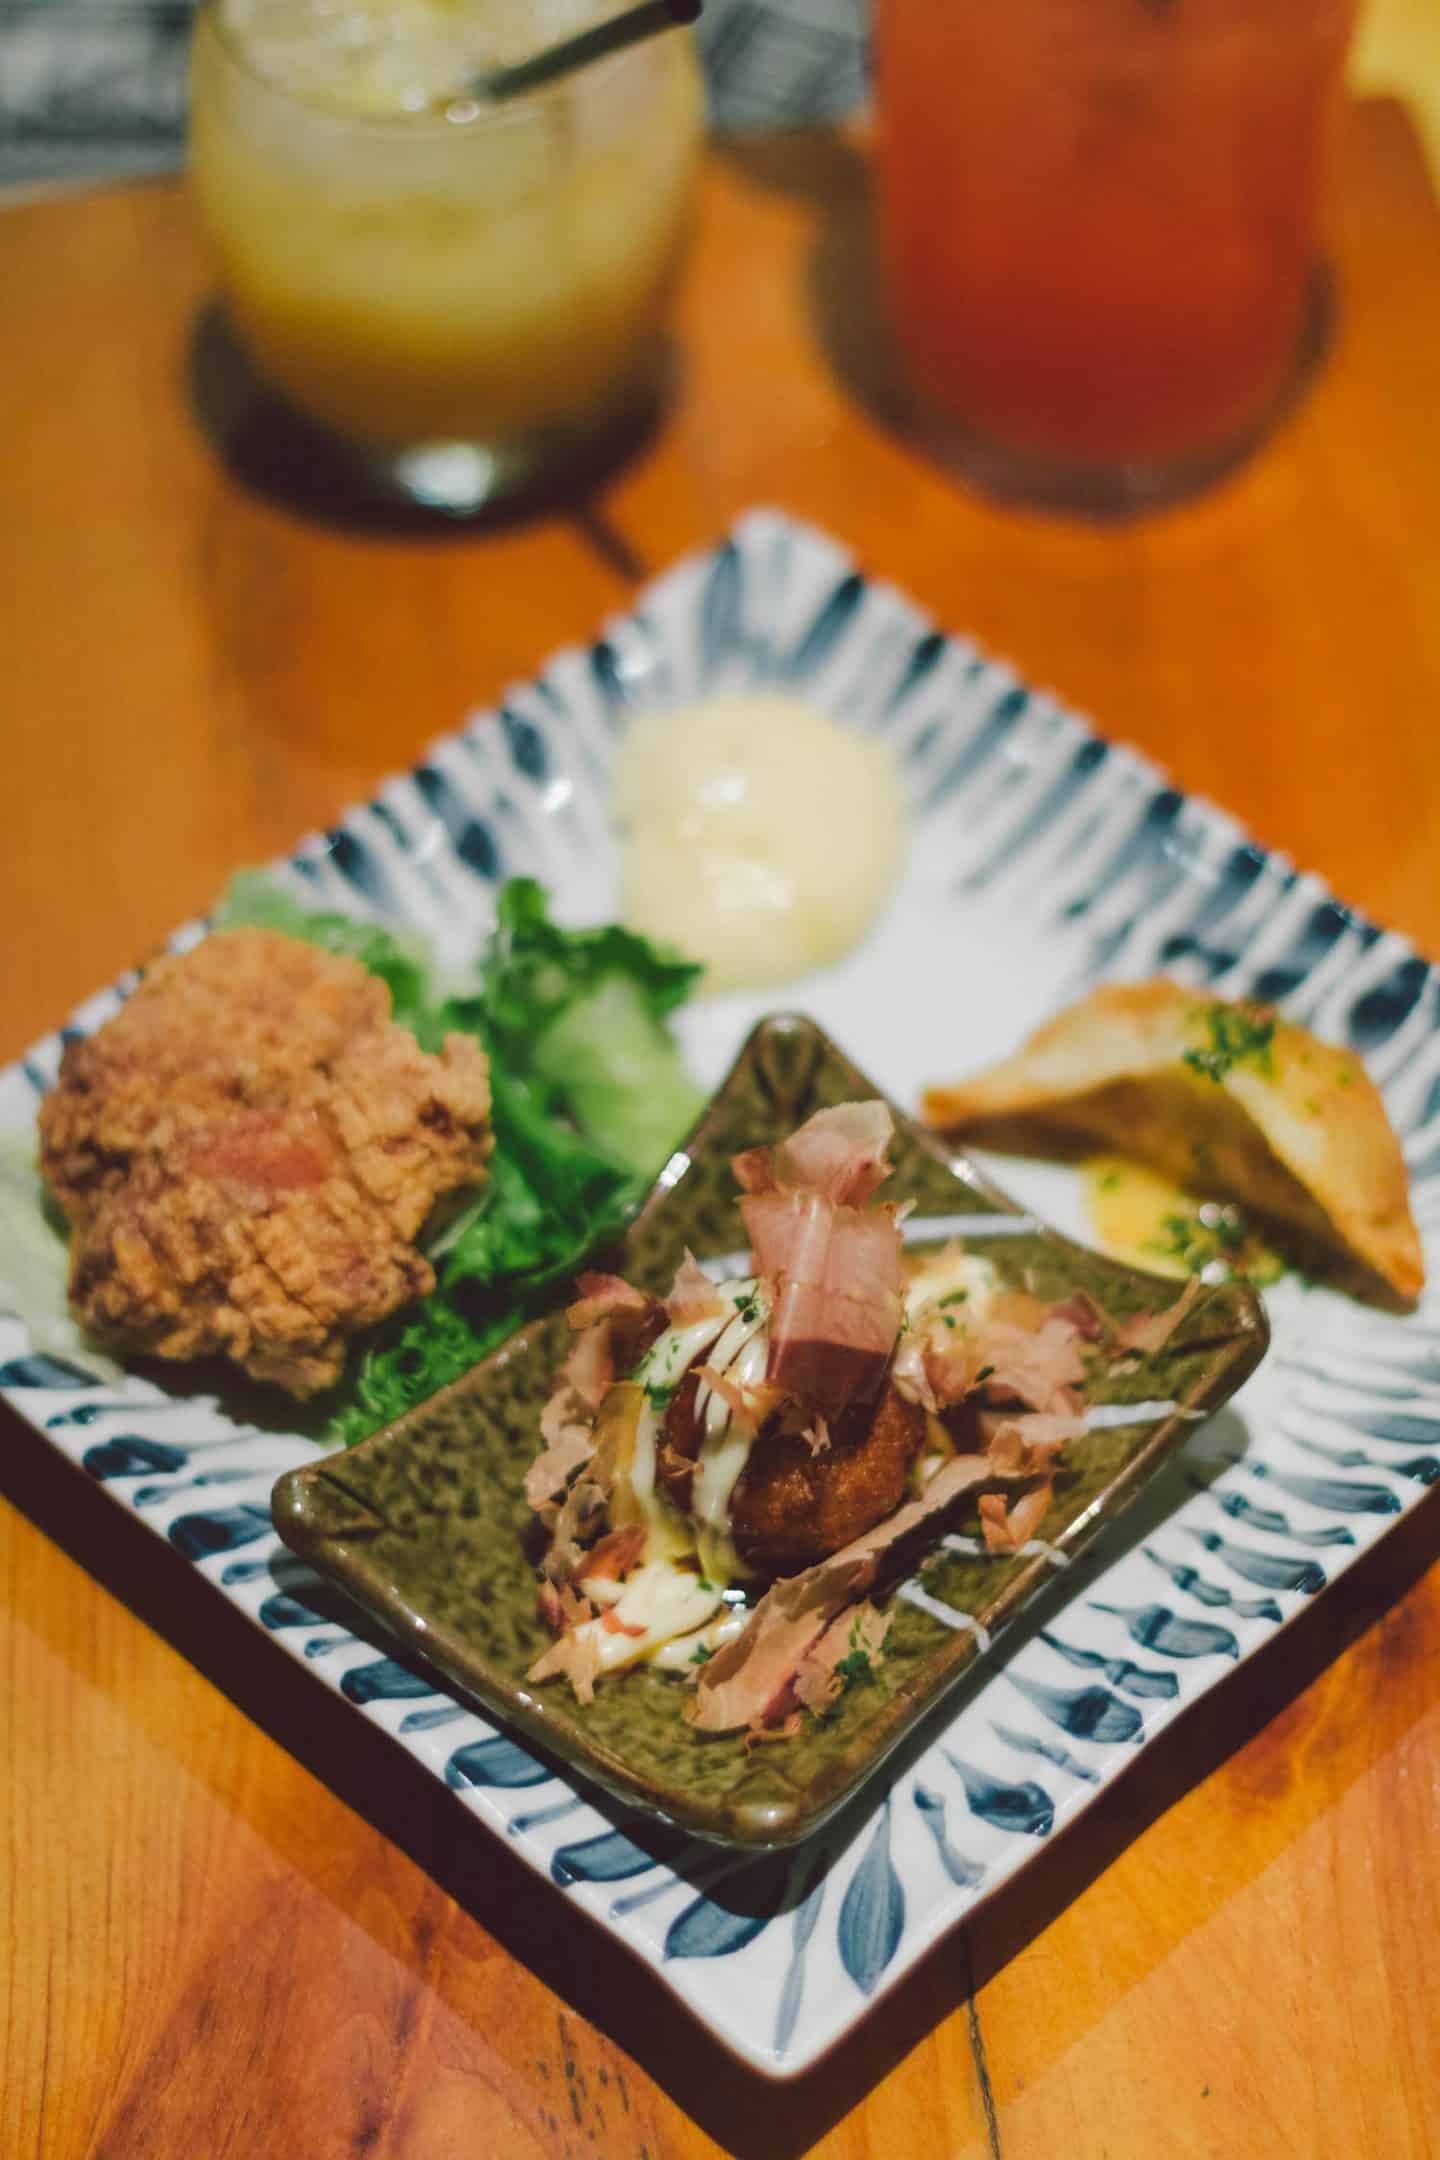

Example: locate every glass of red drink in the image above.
[873,0,1360,513]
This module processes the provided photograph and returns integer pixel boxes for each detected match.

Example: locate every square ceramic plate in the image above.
[2,509,1438,2075]
[272,1017,1267,1849]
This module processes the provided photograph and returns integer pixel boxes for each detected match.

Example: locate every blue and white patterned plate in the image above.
[3,508,1437,2077]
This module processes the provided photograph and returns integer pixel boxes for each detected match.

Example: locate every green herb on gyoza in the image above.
[1182,1003,1277,1084]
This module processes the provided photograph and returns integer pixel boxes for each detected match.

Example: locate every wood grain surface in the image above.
[4,98,1440,2160]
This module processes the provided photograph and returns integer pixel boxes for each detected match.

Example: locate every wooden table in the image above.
[4,98,1440,2160]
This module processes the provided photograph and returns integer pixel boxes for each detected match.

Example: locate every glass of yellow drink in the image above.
[189,0,703,511]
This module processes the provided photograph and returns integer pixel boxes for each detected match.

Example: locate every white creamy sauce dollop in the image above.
[613,694,907,993]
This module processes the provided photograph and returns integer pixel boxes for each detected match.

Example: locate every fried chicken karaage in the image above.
[39,928,492,1396]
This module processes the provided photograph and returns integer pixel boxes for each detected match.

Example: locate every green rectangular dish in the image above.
[272,1014,1269,1849]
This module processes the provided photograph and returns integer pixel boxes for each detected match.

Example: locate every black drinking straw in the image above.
[476,0,703,103]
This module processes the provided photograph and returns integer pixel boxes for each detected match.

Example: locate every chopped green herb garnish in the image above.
[975,1364,996,1385]
[696,1578,714,1594]
[1182,1003,1276,1085]
[1144,1202,1283,1285]
[689,1642,714,1666]
[643,1379,676,1411]
[942,1314,956,1330]
[1098,1168,1123,1192]
[832,1617,879,1696]
[939,1289,969,1308]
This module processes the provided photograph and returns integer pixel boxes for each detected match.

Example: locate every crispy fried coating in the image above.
[659,1374,925,1578]
[39,928,491,1396]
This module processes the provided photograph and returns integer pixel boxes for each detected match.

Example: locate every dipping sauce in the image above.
[613,695,907,992]
[1084,1155,1284,1286]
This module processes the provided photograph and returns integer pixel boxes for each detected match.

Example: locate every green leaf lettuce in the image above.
[218,871,705,1444]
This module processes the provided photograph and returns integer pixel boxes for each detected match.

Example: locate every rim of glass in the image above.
[194,0,656,133]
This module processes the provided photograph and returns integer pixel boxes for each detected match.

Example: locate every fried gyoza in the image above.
[924,980,1423,1304]
[39,927,492,1395]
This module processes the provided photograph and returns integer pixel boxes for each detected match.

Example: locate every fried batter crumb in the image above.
[39,928,492,1396]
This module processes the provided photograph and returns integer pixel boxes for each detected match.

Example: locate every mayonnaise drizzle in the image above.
[628,1306,733,1528]
[622,1277,771,1589]
[902,1248,998,1326]
[691,1280,769,1582]
[566,1561,724,1677]
[651,1602,749,1672]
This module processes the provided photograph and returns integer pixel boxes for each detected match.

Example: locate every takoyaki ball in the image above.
[657,1374,925,1578]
